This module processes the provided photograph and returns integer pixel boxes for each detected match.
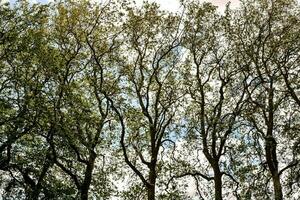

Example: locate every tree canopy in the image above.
[0,0,299,199]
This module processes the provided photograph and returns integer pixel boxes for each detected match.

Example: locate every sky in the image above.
[3,0,241,12]
[135,0,240,12]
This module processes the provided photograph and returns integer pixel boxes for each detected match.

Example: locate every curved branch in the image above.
[105,94,150,188]
[279,160,299,176]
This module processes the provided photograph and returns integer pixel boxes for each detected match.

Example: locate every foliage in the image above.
[0,0,299,200]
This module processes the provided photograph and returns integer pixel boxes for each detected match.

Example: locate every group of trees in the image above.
[0,0,299,199]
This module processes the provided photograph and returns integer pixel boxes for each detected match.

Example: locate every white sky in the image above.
[135,0,241,12]
[2,0,241,11]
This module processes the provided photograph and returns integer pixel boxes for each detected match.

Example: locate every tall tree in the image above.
[0,2,58,198]
[227,0,300,199]
[42,0,120,199]
[181,2,247,199]
[109,2,184,199]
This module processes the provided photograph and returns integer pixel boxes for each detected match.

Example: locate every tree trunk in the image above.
[80,150,96,200]
[265,136,283,200]
[147,184,155,200]
[213,167,223,200]
[147,164,156,200]
[272,172,283,200]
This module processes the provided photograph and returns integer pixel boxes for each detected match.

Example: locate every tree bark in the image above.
[80,150,96,200]
[147,164,156,200]
[265,140,283,200]
[213,167,223,200]
[147,184,155,200]
[272,172,283,200]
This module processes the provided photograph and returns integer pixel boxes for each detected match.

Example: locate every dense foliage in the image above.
[0,0,299,199]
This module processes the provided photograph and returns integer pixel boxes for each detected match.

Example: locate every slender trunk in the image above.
[80,150,96,200]
[203,148,223,200]
[265,137,283,200]
[147,164,156,200]
[213,167,223,200]
[272,172,283,200]
[147,183,155,200]
[265,84,282,200]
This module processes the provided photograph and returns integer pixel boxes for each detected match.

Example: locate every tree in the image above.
[0,2,58,199]
[108,2,184,199]
[227,0,300,199]
[180,2,246,199]
[41,0,120,199]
